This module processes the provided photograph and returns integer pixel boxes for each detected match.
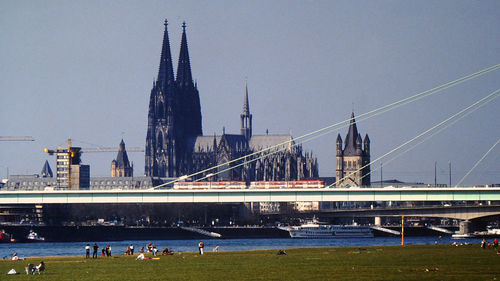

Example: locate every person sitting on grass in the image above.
[34,261,45,274]
[162,248,174,255]
[25,263,34,275]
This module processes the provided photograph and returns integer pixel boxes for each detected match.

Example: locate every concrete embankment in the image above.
[0,225,457,242]
[0,225,290,242]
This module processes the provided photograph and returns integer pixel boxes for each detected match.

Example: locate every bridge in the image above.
[315,205,500,220]
[0,187,499,205]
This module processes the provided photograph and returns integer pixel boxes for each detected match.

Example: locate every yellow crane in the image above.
[44,138,143,189]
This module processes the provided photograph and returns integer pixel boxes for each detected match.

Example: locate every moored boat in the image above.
[452,233,474,239]
[25,230,45,242]
[473,226,500,238]
[279,219,373,238]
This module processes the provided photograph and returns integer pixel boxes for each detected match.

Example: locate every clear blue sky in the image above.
[1,0,499,185]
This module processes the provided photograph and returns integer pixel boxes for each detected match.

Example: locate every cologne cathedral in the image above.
[145,20,318,181]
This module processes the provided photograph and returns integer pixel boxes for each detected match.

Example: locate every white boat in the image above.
[451,233,473,239]
[473,226,500,238]
[280,220,373,238]
[25,230,45,242]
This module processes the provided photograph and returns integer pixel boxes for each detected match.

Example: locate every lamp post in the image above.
[449,161,451,187]
[434,161,437,187]
[380,163,383,188]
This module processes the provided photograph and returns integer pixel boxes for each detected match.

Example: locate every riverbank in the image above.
[0,225,457,242]
[1,244,499,280]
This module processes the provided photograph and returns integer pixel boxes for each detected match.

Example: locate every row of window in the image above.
[7,181,55,186]
[91,180,134,185]
[343,160,362,169]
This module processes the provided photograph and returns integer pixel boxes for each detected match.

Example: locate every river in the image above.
[0,236,483,258]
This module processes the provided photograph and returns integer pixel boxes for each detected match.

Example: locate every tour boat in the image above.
[25,230,45,242]
[473,226,500,238]
[451,233,474,239]
[280,220,373,238]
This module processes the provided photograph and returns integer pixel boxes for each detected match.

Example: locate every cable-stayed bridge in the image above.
[1,187,498,205]
[1,65,499,226]
[149,64,500,190]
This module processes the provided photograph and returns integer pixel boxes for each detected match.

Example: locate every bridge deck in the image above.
[0,187,499,204]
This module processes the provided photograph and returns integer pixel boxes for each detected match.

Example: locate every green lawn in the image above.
[1,245,499,280]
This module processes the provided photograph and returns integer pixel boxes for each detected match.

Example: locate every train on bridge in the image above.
[173,180,325,190]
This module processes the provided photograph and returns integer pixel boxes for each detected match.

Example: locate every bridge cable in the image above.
[327,88,500,188]
[152,64,500,189]
[331,88,500,187]
[455,138,500,187]
[357,90,500,186]
[475,149,500,183]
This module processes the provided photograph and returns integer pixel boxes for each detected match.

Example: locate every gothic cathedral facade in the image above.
[145,20,318,181]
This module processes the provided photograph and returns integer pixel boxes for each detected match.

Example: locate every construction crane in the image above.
[44,138,143,189]
[0,136,35,141]
[81,147,144,153]
[44,139,81,189]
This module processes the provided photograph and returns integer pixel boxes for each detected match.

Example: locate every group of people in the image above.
[125,244,135,255]
[85,243,112,258]
[85,241,210,258]
[481,238,499,250]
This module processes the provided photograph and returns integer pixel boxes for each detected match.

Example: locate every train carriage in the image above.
[173,181,247,190]
[249,180,324,189]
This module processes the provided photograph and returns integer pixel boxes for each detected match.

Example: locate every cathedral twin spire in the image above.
[176,22,194,89]
[157,20,175,89]
[157,20,193,90]
[146,20,201,177]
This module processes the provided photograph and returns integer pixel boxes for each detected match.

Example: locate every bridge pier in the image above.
[459,220,471,235]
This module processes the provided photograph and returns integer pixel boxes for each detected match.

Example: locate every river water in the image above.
[0,236,483,258]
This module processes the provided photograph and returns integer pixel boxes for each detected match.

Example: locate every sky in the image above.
[1,0,499,186]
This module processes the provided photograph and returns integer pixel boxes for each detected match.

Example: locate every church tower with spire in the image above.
[336,112,370,187]
[112,139,134,177]
[240,83,252,140]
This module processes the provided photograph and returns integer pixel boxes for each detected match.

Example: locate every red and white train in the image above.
[249,180,324,189]
[173,181,246,190]
[173,180,324,190]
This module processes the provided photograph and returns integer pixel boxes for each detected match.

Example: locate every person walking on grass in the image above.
[85,244,90,259]
[198,241,204,255]
[93,243,99,259]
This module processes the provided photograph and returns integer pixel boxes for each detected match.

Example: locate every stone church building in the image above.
[111,139,133,177]
[145,20,318,181]
[336,112,371,187]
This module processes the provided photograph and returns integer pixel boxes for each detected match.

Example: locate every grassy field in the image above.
[1,244,499,280]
